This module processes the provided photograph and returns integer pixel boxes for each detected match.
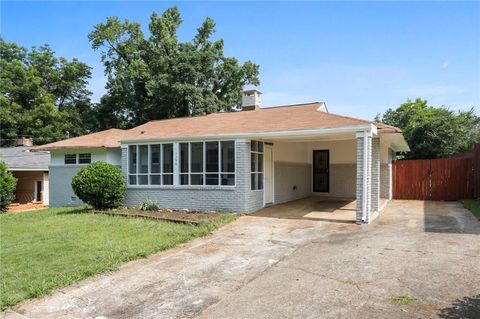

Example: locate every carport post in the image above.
[356,126,377,224]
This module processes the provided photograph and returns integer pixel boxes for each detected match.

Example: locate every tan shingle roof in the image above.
[125,102,400,141]
[33,129,129,151]
[35,103,401,150]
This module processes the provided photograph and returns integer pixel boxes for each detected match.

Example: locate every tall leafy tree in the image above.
[88,7,260,128]
[0,38,93,146]
[376,98,480,159]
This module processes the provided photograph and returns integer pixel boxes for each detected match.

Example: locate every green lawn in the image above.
[463,199,480,220]
[0,207,237,310]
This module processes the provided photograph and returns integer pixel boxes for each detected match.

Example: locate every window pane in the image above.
[139,175,148,185]
[163,144,173,173]
[206,142,219,172]
[206,173,219,185]
[151,145,161,173]
[190,174,203,185]
[251,173,257,190]
[180,174,189,185]
[163,174,173,185]
[221,141,235,172]
[191,142,203,173]
[251,153,257,172]
[78,153,91,164]
[180,143,189,173]
[64,154,76,164]
[139,145,148,173]
[257,173,263,190]
[258,154,263,172]
[150,175,161,185]
[258,141,264,152]
[128,146,137,173]
[251,140,257,152]
[221,174,235,186]
[129,175,137,185]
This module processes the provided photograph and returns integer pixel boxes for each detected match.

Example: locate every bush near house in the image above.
[71,162,126,210]
[0,161,17,212]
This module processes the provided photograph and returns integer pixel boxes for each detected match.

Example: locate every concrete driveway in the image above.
[5,198,480,319]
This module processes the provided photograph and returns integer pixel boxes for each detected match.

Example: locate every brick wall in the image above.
[123,140,264,213]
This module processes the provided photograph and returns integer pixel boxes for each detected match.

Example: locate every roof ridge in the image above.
[259,102,323,110]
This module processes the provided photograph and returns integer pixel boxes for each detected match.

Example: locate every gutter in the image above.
[120,124,376,144]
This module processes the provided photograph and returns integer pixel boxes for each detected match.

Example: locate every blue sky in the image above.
[2,1,479,119]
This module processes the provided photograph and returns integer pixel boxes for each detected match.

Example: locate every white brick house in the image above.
[36,90,409,224]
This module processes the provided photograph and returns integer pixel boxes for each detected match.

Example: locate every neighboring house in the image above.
[0,137,50,206]
[35,90,409,224]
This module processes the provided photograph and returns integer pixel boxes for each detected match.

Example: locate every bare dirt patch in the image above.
[96,208,233,224]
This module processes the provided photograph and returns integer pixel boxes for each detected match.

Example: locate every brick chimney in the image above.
[241,89,262,111]
[17,136,33,147]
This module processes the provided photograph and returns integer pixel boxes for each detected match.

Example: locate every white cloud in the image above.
[442,60,450,69]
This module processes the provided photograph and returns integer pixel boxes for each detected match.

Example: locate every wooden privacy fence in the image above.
[393,148,479,200]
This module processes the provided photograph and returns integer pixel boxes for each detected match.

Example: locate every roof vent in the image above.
[241,89,262,111]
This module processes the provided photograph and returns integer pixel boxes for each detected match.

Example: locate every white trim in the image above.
[7,168,48,171]
[263,144,274,206]
[120,124,375,144]
[126,140,236,188]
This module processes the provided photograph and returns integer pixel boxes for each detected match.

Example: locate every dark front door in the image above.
[313,150,329,192]
[36,181,42,202]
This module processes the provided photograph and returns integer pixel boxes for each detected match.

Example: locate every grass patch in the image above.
[389,295,416,305]
[462,199,480,220]
[0,206,238,310]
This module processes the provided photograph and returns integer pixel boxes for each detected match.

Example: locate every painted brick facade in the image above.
[380,164,392,199]
[123,140,264,213]
[356,132,372,224]
[371,137,380,212]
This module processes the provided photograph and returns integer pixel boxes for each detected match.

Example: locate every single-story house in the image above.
[35,90,409,224]
[0,137,50,206]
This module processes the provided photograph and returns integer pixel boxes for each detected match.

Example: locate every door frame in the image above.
[312,150,330,192]
[34,180,43,203]
[263,143,274,206]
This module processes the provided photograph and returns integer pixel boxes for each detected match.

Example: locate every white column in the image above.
[356,129,374,224]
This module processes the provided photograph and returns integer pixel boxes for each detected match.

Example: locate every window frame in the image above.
[179,141,236,187]
[64,154,77,165]
[126,140,235,188]
[127,143,174,186]
[78,153,92,164]
[250,140,264,191]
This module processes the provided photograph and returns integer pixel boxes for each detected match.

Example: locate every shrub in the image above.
[139,199,160,211]
[71,162,126,210]
[0,161,17,212]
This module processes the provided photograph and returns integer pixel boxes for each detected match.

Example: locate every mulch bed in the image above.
[96,208,228,225]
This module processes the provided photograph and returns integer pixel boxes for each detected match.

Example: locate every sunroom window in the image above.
[179,141,235,186]
[251,140,264,190]
[128,144,173,185]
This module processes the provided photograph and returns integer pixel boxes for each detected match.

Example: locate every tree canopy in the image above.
[88,6,260,129]
[376,98,480,159]
[0,38,94,146]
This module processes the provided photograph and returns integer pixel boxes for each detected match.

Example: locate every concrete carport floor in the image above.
[5,199,480,319]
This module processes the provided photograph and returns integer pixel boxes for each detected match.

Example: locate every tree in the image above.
[376,98,480,159]
[71,162,126,210]
[0,38,94,146]
[88,6,260,129]
[0,161,16,212]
